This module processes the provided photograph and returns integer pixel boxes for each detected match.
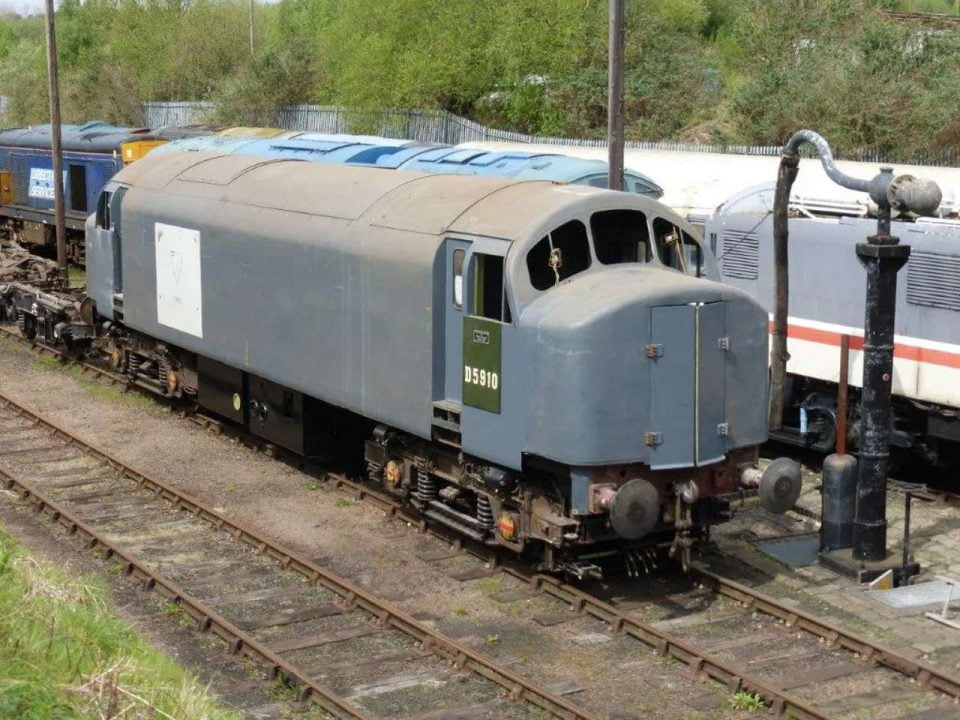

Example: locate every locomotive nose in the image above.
[523,265,769,476]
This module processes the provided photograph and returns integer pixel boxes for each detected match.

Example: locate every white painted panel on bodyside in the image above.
[155,223,203,338]
[785,337,863,388]
[917,363,960,407]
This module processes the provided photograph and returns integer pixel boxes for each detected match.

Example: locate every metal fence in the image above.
[82,100,959,167]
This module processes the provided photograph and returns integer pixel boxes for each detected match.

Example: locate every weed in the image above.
[32,354,63,372]
[33,353,162,414]
[67,264,86,289]
[484,633,501,647]
[226,482,237,491]
[268,675,298,701]
[729,691,766,712]
[335,497,353,508]
[163,601,183,617]
[476,576,502,595]
[305,479,320,492]
[453,605,469,617]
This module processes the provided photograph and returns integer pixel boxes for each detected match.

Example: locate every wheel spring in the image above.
[476,494,494,529]
[127,354,143,380]
[416,469,438,502]
[15,309,25,332]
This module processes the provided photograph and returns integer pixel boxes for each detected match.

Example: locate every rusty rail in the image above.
[692,566,960,699]
[0,390,601,720]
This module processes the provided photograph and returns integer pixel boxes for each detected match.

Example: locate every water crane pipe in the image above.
[769,130,940,430]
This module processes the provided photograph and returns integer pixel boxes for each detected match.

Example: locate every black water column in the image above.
[851,214,910,562]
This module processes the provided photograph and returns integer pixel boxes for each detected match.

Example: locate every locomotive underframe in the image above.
[0,216,86,264]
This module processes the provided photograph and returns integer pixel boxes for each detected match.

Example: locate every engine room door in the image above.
[440,238,471,404]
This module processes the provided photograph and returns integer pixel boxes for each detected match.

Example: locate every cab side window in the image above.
[652,217,703,277]
[473,253,512,323]
[525,220,591,291]
[591,209,652,264]
[95,191,112,230]
[452,248,465,309]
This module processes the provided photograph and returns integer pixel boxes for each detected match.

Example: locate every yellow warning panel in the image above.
[121,140,169,165]
[217,127,297,139]
[0,171,11,205]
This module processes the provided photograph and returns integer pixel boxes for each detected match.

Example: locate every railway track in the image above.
[4,327,960,718]
[0,390,600,720]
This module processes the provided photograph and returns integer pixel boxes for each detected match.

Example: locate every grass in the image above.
[0,527,240,720]
[729,691,766,712]
[476,576,502,596]
[31,354,161,415]
[335,497,353,508]
[67,264,86,290]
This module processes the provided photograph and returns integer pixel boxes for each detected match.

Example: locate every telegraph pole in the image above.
[607,0,625,191]
[248,0,255,55]
[43,0,67,280]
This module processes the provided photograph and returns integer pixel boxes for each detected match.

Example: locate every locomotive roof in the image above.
[0,121,158,153]
[113,151,673,240]
[152,130,662,192]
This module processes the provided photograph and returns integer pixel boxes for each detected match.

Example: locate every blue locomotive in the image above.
[0,151,799,575]
[0,122,169,263]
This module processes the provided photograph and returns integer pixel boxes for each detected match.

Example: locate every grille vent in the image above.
[907,250,960,312]
[718,230,760,280]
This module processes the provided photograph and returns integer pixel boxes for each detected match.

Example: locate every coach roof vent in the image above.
[718,230,760,280]
[907,250,960,312]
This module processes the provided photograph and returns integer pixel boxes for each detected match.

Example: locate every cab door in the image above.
[459,238,521,469]
[86,188,125,319]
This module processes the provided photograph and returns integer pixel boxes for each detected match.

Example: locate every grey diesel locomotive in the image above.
[4,151,800,574]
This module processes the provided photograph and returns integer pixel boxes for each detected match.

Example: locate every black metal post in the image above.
[851,198,910,562]
[902,491,912,573]
[43,0,67,282]
[606,0,625,191]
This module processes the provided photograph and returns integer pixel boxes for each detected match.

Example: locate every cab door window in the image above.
[95,191,112,229]
[473,253,511,322]
[452,248,465,309]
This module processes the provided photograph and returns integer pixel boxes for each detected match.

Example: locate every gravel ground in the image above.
[4,333,960,719]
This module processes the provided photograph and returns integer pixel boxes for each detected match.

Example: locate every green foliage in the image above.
[0,0,958,157]
[0,528,239,719]
[729,691,766,711]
